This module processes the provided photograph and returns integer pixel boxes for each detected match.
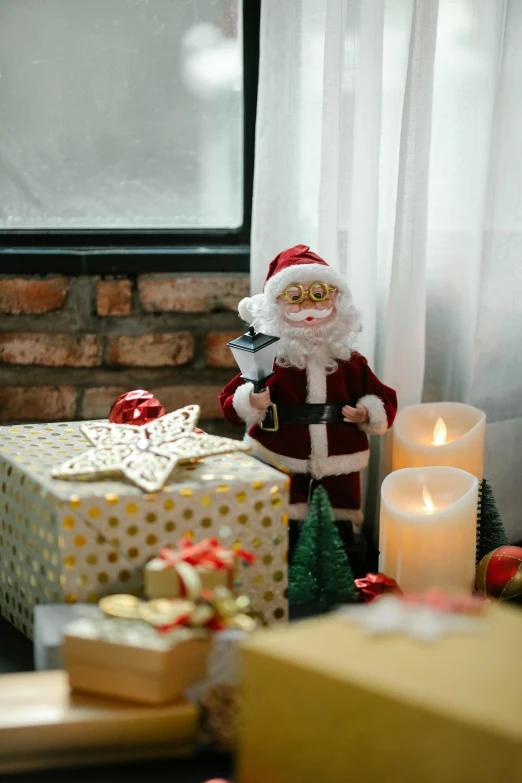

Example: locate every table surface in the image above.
[0,615,233,783]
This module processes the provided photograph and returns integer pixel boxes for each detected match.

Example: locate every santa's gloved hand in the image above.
[342,403,369,424]
[250,389,272,410]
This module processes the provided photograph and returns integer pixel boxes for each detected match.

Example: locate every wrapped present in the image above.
[144,537,254,600]
[62,589,256,704]
[0,670,197,773]
[63,618,211,706]
[0,419,289,638]
[34,603,85,671]
[238,598,522,783]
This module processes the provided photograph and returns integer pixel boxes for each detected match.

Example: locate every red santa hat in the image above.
[238,244,347,322]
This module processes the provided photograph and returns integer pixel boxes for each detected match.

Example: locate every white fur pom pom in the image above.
[238,297,254,322]
[237,293,266,323]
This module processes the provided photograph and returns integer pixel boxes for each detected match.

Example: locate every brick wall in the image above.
[0,273,249,436]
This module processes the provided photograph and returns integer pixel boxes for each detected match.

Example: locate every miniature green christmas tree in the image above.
[476,478,508,563]
[287,492,320,605]
[289,485,357,608]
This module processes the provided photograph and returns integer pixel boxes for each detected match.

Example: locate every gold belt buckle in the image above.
[259,403,279,432]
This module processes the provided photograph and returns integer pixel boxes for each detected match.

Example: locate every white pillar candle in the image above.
[392,402,486,480]
[379,467,479,593]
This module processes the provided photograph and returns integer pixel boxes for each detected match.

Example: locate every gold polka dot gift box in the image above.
[0,419,289,637]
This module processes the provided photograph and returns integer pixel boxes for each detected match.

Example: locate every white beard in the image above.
[248,292,362,373]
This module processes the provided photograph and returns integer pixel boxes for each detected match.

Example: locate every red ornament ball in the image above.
[109,390,166,426]
[475,545,522,603]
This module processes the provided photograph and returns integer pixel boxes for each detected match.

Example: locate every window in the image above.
[0,0,260,272]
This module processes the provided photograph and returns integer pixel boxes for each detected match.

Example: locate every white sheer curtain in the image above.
[252,0,522,541]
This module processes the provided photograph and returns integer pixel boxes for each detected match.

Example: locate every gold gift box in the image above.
[62,621,212,705]
[238,603,522,783]
[0,670,197,773]
[144,555,233,600]
[0,420,289,637]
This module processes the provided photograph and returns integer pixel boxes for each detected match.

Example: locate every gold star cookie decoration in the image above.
[52,405,251,493]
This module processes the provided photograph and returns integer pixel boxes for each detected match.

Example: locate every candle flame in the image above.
[422,486,436,513]
[432,417,447,446]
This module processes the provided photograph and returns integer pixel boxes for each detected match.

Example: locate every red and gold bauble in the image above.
[475,545,522,603]
[109,390,166,426]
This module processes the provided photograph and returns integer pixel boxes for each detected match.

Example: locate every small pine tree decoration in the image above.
[288,485,357,608]
[316,486,357,607]
[476,479,508,563]
[287,493,320,604]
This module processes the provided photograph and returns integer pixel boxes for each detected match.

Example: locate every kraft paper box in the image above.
[144,554,233,600]
[0,420,289,637]
[62,614,212,705]
[0,670,197,772]
[238,603,522,783]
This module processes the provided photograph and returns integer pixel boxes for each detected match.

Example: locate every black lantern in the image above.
[227,327,280,430]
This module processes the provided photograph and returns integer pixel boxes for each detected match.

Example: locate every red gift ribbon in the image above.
[156,537,255,601]
[154,615,227,635]
[354,573,402,602]
[159,537,255,572]
[154,613,227,635]
[154,609,194,635]
[153,587,245,635]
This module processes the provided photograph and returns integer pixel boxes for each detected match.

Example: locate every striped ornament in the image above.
[475,546,522,603]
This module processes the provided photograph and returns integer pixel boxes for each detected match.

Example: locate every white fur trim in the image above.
[288,503,309,520]
[237,293,266,323]
[244,433,369,478]
[306,357,329,476]
[310,450,370,479]
[358,394,388,435]
[333,508,364,525]
[304,358,370,477]
[237,297,253,322]
[232,383,266,428]
[264,263,348,302]
[306,358,327,404]
[289,503,364,525]
[309,425,328,470]
[245,435,309,473]
[244,434,307,473]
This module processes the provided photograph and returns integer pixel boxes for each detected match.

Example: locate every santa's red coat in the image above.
[219,352,397,523]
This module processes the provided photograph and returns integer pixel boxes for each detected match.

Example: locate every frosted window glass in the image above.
[0,0,243,229]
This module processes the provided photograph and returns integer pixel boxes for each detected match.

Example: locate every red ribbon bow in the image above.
[159,537,255,572]
[354,573,402,602]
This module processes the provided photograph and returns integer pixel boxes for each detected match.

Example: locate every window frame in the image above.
[0,0,260,275]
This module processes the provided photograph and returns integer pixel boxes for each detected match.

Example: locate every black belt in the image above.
[275,403,347,426]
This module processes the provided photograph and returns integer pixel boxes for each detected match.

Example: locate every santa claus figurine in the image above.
[219,245,397,569]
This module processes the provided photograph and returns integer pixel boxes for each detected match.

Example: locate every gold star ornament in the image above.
[52,405,250,493]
